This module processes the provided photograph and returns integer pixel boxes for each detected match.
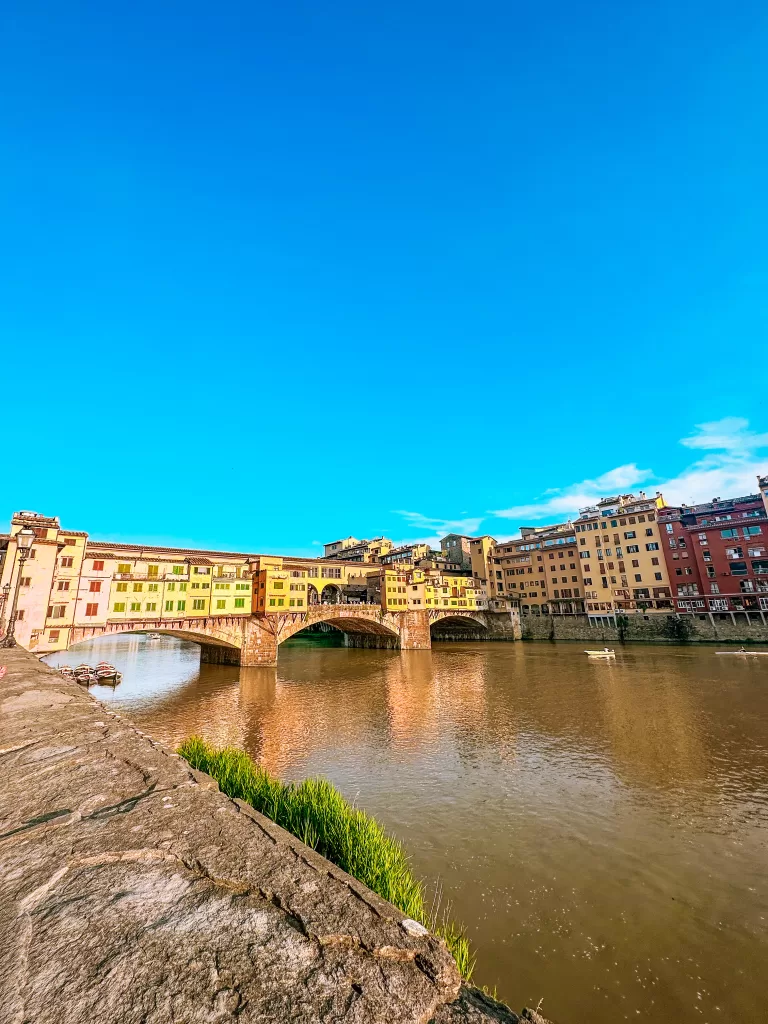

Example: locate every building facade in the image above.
[487,523,584,615]
[659,493,768,615]
[574,492,672,621]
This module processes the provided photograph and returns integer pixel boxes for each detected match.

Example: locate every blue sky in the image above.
[1,1,766,554]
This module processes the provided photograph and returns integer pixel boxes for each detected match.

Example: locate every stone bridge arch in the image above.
[428,610,491,641]
[68,618,247,664]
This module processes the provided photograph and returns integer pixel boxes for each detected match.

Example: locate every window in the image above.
[730,562,748,576]
[234,598,245,608]
[130,602,141,612]
[47,605,66,618]
[167,582,175,591]
[665,524,674,533]
[118,563,131,573]
[743,525,763,537]
[148,583,159,592]
[84,602,98,616]
[725,547,744,560]
[49,630,60,641]
[654,572,663,580]
[624,531,636,539]
[173,565,185,575]
[93,560,104,571]
[631,559,639,568]
[57,581,70,591]
[165,600,174,611]
[645,528,654,536]
[20,577,31,586]
[646,542,659,551]
[192,599,206,610]
[651,557,659,565]
[60,556,73,568]
[133,582,143,592]
[177,600,186,611]
[148,565,159,576]
[179,583,187,591]
[114,602,126,612]
[634,574,642,582]
[146,602,157,612]
[720,529,738,539]
[116,582,128,592]
[273,581,284,589]
[216,600,226,609]
[626,545,639,553]
[89,581,101,592]
[15,609,25,620]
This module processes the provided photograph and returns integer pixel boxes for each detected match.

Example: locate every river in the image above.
[45,636,768,1023]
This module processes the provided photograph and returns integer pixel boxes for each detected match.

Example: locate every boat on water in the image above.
[94,661,123,684]
[66,662,123,685]
[585,648,616,659]
[146,633,162,640]
[716,648,768,656]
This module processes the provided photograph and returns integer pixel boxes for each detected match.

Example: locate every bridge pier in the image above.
[242,618,279,667]
[398,610,432,651]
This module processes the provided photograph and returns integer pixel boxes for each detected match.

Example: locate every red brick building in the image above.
[659,491,768,620]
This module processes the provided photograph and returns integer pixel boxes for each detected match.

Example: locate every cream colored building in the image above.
[574,492,672,620]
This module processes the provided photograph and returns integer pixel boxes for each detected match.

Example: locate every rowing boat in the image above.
[585,649,616,658]
[716,650,768,656]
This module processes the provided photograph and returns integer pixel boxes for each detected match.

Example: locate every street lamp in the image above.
[1,527,36,648]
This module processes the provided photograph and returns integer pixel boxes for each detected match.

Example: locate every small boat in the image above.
[585,648,616,659]
[58,665,75,677]
[146,633,161,640]
[94,662,122,684]
[716,649,768,656]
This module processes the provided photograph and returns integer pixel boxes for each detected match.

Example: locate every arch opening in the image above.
[430,614,488,642]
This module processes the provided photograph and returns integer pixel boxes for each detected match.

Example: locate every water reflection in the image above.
[45,636,768,1023]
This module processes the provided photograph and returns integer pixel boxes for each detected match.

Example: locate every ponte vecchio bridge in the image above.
[1,512,519,665]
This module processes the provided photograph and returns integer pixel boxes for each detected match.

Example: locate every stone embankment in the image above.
[0,650,552,1024]
[520,611,768,644]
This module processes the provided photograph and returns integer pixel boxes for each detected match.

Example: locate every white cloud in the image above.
[489,463,652,522]
[488,418,768,528]
[394,510,485,536]
[680,417,768,454]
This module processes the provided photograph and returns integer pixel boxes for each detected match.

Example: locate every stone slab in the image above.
[0,650,547,1024]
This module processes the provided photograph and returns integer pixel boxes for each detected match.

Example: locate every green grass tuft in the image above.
[177,736,475,980]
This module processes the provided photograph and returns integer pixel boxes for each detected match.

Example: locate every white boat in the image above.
[146,633,162,640]
[585,648,616,658]
[716,649,768,656]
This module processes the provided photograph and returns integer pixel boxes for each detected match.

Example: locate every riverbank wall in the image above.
[0,648,549,1024]
[518,612,768,644]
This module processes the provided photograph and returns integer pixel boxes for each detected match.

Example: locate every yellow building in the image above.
[574,492,672,620]
[380,566,487,612]
[250,555,378,612]
[321,536,394,562]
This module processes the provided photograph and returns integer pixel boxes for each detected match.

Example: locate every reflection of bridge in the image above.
[69,604,516,666]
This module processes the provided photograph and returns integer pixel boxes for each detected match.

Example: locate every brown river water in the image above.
[46,636,768,1023]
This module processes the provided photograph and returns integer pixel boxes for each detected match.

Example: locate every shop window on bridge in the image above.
[234,598,245,608]
[216,600,226,609]
[165,601,173,611]
[114,602,126,612]
[118,564,131,573]
[177,600,186,611]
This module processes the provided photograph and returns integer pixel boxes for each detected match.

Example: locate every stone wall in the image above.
[520,612,768,644]
[0,649,547,1024]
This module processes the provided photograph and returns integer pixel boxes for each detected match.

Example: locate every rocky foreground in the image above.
[0,649,554,1023]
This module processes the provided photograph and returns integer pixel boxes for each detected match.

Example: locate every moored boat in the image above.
[585,648,616,658]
